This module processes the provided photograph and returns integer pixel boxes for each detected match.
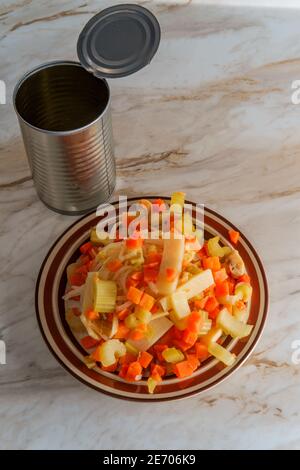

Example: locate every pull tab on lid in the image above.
[77,4,161,79]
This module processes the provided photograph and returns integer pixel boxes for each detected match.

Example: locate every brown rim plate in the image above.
[35,197,269,401]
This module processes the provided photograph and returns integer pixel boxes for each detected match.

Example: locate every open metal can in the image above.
[13,5,160,214]
[13,60,115,215]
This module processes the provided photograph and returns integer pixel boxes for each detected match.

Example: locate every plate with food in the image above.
[35,193,268,401]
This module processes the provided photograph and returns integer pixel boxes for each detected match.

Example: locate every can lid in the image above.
[77,4,161,79]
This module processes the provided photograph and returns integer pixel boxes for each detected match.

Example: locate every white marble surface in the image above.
[1,0,300,450]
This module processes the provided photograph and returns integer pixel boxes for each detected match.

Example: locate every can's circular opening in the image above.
[14,62,110,132]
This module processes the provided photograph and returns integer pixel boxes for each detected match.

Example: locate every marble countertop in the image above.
[1,0,300,450]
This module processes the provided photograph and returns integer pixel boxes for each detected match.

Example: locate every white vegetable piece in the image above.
[127,316,173,352]
[170,291,191,319]
[208,342,236,366]
[217,308,253,339]
[160,269,214,311]
[156,238,185,295]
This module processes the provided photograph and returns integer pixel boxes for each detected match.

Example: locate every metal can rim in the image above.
[13,60,111,136]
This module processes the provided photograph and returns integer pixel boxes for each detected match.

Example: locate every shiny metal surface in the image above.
[13,61,115,215]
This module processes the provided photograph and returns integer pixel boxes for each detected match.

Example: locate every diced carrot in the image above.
[114,323,130,339]
[202,256,221,271]
[153,344,168,361]
[139,292,155,311]
[119,353,137,365]
[187,311,203,333]
[204,296,219,313]
[228,279,235,294]
[88,246,98,259]
[144,266,159,282]
[80,336,100,349]
[182,329,198,347]
[236,300,246,310]
[213,268,228,284]
[151,304,159,313]
[126,361,142,381]
[173,361,194,378]
[129,329,144,341]
[127,286,143,304]
[85,309,99,321]
[208,307,220,320]
[129,323,148,341]
[117,308,129,321]
[138,351,153,368]
[197,246,207,259]
[215,281,229,297]
[229,229,240,245]
[102,362,118,372]
[119,363,129,378]
[195,343,209,361]
[91,346,102,362]
[186,354,200,371]
[80,241,93,254]
[126,238,144,249]
[151,372,163,382]
[107,259,123,272]
[79,255,90,265]
[225,304,233,314]
[166,268,177,282]
[238,274,251,284]
[151,363,166,377]
[74,264,88,276]
[172,339,191,352]
[170,326,183,340]
[194,296,209,310]
[69,273,85,286]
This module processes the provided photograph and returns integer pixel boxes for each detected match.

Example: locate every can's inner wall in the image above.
[15,63,109,132]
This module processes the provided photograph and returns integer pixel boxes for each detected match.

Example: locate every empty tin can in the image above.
[14,61,115,214]
[13,4,160,214]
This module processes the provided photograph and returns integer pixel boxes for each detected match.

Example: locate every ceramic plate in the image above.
[35,197,268,401]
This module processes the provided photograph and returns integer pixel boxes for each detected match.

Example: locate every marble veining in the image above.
[1,0,300,450]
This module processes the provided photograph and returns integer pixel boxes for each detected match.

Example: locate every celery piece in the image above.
[208,342,236,366]
[216,308,253,339]
[235,283,253,302]
[207,236,231,258]
[125,313,139,329]
[98,339,126,367]
[93,278,117,313]
[171,191,185,208]
[200,327,223,346]
[233,304,249,323]
[156,238,185,295]
[170,291,191,320]
[198,320,212,336]
[135,307,152,324]
[83,355,96,369]
[90,228,110,245]
[162,347,185,364]
[169,310,188,330]
[147,377,158,394]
